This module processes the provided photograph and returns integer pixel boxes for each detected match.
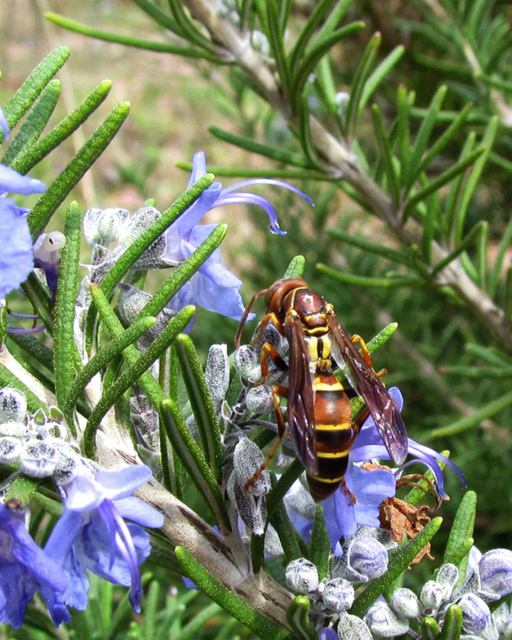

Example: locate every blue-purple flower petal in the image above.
[160,151,313,320]
[0,200,34,299]
[43,465,164,619]
[0,164,46,195]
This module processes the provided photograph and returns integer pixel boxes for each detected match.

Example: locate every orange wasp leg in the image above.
[351,333,388,379]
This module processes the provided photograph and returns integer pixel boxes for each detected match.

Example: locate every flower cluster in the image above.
[363,549,512,639]
[284,527,397,634]
[0,388,164,628]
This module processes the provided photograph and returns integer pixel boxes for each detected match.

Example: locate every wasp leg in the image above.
[351,333,388,379]
[340,476,357,505]
[244,384,288,492]
[260,341,288,379]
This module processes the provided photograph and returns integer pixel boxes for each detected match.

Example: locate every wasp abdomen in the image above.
[307,374,354,502]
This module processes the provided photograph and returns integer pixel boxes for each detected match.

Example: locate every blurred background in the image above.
[2,0,512,579]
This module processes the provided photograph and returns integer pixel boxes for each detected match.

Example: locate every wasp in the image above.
[235,278,408,502]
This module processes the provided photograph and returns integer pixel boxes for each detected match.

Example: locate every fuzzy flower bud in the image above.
[390,588,422,619]
[322,578,354,613]
[420,581,445,615]
[478,549,512,600]
[436,563,459,599]
[364,601,410,637]
[83,207,129,246]
[227,438,270,536]
[285,558,318,594]
[337,613,374,640]
[458,593,491,634]
[0,387,27,423]
[246,385,274,414]
[344,536,388,583]
[204,344,230,409]
[233,345,261,383]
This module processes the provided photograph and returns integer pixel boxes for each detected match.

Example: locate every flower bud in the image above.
[436,563,459,599]
[0,437,22,463]
[458,593,491,634]
[285,558,318,594]
[344,536,388,583]
[204,344,229,408]
[0,422,28,438]
[364,601,409,637]
[116,284,175,349]
[0,387,27,423]
[322,578,354,613]
[420,580,445,614]
[246,385,274,414]
[319,629,340,640]
[478,549,512,599]
[83,207,129,246]
[337,614,373,640]
[390,588,422,619]
[19,440,59,478]
[233,438,270,497]
[494,602,512,638]
[233,345,261,383]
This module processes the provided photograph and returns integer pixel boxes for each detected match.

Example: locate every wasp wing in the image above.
[328,314,408,465]
[284,313,319,475]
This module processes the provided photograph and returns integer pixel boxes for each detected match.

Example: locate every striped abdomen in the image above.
[307,373,355,502]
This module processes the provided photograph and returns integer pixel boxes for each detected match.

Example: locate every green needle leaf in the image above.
[372,104,400,206]
[62,316,156,428]
[286,596,317,640]
[345,32,381,138]
[2,80,61,166]
[317,263,423,288]
[28,102,131,239]
[309,504,329,580]
[160,399,229,529]
[12,80,113,175]
[175,546,289,640]
[439,604,463,640]
[98,174,214,298]
[175,334,223,483]
[2,46,70,129]
[428,390,512,438]
[403,146,485,222]
[284,255,306,279]
[208,126,311,169]
[53,202,82,415]
[83,305,195,458]
[443,490,477,576]
[45,13,220,62]
[326,228,410,265]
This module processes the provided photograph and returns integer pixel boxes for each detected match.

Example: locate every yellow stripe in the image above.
[310,475,345,484]
[315,423,351,431]
[314,381,344,392]
[317,450,349,459]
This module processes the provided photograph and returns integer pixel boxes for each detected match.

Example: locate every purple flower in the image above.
[352,387,466,499]
[478,549,512,600]
[162,151,313,321]
[0,500,67,628]
[43,465,164,625]
[0,106,46,301]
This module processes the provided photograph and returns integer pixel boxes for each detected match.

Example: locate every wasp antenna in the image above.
[235,287,268,349]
